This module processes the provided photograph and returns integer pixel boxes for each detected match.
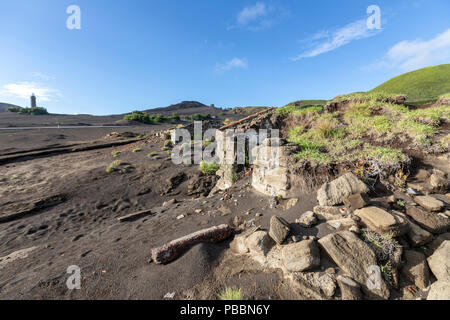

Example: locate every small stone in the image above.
[244,231,273,256]
[283,198,299,211]
[295,211,317,228]
[427,241,450,280]
[387,195,397,204]
[343,193,370,210]
[349,226,360,234]
[194,209,203,214]
[316,173,369,206]
[176,215,184,220]
[401,250,431,289]
[406,206,450,234]
[355,206,409,236]
[282,240,321,272]
[325,267,335,275]
[255,213,263,217]
[337,275,362,300]
[427,279,450,300]
[269,216,291,245]
[163,199,177,207]
[232,216,244,228]
[313,206,343,221]
[414,196,444,212]
[429,174,448,193]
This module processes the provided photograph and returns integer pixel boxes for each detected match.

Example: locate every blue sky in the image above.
[0,0,449,115]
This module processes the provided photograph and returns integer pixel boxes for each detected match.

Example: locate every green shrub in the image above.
[7,106,48,115]
[199,161,220,175]
[219,287,243,300]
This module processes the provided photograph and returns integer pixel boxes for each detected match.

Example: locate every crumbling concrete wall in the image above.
[251,140,292,197]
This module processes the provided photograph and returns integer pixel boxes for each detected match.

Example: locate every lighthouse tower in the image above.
[31,93,37,108]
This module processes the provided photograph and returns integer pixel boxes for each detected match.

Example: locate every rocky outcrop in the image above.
[287,272,336,299]
[405,206,450,234]
[245,231,274,256]
[269,216,291,245]
[313,206,344,221]
[427,279,450,300]
[413,196,444,212]
[318,231,390,299]
[395,211,433,246]
[343,193,370,210]
[427,240,450,280]
[337,275,362,300]
[317,173,370,206]
[295,211,317,228]
[355,206,409,236]
[282,240,320,272]
[401,250,431,289]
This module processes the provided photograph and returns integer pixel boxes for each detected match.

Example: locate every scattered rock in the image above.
[232,216,244,228]
[245,231,273,256]
[313,206,343,221]
[326,217,358,231]
[295,211,317,228]
[337,275,362,300]
[427,233,450,255]
[395,211,433,247]
[229,227,260,254]
[163,199,177,207]
[282,240,320,272]
[429,173,448,194]
[318,231,390,299]
[317,173,370,206]
[176,215,185,220]
[355,206,409,236]
[269,216,291,245]
[401,250,431,289]
[343,193,370,210]
[405,206,450,234]
[427,279,450,300]
[288,272,336,299]
[413,196,444,212]
[283,198,298,211]
[414,169,430,181]
[427,241,450,280]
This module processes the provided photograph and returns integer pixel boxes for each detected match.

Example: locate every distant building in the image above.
[31,94,37,108]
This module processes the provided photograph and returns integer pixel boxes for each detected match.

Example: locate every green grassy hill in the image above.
[283,100,327,108]
[370,64,450,103]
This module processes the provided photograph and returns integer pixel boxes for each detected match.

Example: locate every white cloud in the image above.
[215,58,248,73]
[0,82,60,102]
[381,28,450,70]
[237,2,268,26]
[293,19,381,60]
[229,2,279,31]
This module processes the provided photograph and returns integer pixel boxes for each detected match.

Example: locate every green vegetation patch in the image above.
[219,287,243,300]
[370,64,450,102]
[199,161,220,175]
[7,106,49,115]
